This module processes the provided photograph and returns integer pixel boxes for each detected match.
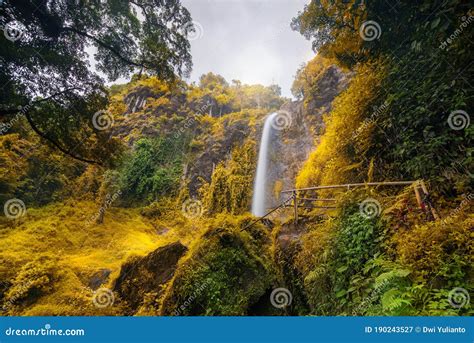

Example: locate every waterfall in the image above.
[252,112,278,216]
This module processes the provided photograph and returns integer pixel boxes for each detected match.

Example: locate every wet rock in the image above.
[113,241,188,314]
[160,226,275,316]
[88,269,111,290]
[277,222,307,251]
[273,222,311,315]
[186,118,249,196]
[124,86,158,114]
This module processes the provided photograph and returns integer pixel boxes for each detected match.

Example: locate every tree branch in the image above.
[23,111,104,166]
[0,87,85,117]
[61,26,147,69]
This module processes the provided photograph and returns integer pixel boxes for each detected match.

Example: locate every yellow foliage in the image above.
[292,54,333,100]
[390,209,473,281]
[201,140,256,215]
[296,60,386,188]
[295,220,335,275]
[0,200,195,315]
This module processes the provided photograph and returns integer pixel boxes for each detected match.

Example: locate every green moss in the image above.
[201,141,256,215]
[160,216,275,315]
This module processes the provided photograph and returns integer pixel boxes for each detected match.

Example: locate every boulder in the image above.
[88,269,111,290]
[113,241,188,314]
[160,226,275,316]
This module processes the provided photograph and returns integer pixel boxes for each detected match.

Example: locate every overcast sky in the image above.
[181,0,314,98]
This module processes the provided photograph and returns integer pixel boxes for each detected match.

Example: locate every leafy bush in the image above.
[201,140,256,215]
[119,136,185,204]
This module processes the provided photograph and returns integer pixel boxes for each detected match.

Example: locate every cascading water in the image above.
[251,112,278,216]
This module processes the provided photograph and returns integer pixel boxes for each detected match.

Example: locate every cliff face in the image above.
[265,65,350,208]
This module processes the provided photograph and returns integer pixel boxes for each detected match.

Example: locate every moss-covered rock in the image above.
[160,219,275,315]
[113,241,188,314]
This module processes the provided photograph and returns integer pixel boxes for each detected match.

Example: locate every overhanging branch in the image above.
[23,111,104,166]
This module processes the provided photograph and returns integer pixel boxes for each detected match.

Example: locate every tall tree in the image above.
[0,0,194,165]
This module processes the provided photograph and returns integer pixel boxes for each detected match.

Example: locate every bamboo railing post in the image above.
[413,181,423,209]
[293,190,298,225]
[419,180,439,220]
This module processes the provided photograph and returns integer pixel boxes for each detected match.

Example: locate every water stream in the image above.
[251,112,278,216]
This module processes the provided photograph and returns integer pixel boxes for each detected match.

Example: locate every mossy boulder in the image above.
[160,223,275,316]
[113,241,188,314]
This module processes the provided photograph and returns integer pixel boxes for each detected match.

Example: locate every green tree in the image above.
[119,137,184,204]
[0,0,194,164]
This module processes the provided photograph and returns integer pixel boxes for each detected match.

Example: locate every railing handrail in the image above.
[281,181,417,193]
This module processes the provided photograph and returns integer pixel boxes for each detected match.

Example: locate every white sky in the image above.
[181,0,314,97]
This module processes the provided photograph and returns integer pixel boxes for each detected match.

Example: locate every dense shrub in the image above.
[119,137,185,204]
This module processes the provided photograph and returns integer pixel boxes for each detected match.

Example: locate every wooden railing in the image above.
[280,180,438,224]
[245,180,438,230]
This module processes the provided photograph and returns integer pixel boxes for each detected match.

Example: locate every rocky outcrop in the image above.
[88,269,111,290]
[302,65,350,125]
[269,65,350,204]
[113,241,188,314]
[186,117,250,196]
[123,86,157,114]
[160,225,275,316]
